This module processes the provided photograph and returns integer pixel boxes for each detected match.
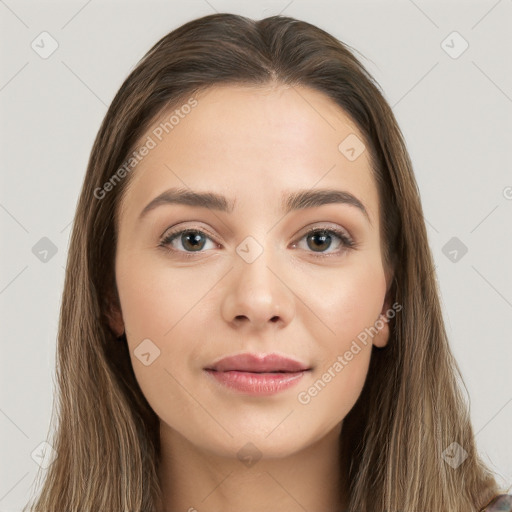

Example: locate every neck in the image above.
[156,422,347,512]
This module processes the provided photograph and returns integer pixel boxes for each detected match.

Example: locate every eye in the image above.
[159,227,218,257]
[158,225,357,259]
[291,227,357,257]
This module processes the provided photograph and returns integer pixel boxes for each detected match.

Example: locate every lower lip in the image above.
[204,369,308,395]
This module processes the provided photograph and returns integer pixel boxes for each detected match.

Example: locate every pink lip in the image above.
[205,353,310,373]
[204,353,311,396]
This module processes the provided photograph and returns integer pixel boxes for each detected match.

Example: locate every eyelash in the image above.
[158,225,358,259]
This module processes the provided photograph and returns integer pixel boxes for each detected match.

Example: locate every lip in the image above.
[205,353,310,373]
[204,353,311,396]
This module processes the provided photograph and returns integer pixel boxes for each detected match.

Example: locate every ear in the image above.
[372,271,396,349]
[105,287,125,338]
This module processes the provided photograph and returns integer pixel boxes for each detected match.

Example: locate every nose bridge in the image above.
[236,234,279,302]
[221,232,294,328]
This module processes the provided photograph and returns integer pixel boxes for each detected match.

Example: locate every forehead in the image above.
[118,83,379,226]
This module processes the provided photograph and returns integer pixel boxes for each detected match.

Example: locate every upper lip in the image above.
[205,353,310,373]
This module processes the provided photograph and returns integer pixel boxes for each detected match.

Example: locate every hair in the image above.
[24,12,509,512]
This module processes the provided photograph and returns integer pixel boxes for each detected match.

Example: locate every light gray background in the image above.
[1,0,511,509]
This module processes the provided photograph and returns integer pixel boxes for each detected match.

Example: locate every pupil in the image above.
[308,231,331,252]
[183,231,205,251]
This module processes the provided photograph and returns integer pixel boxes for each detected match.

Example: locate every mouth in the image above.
[203,353,312,395]
[204,352,311,373]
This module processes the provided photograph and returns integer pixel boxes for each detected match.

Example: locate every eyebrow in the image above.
[138,187,371,225]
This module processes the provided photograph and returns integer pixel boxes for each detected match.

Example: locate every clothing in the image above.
[482,494,512,511]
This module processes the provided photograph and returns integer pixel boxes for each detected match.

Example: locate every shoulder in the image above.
[482,494,512,512]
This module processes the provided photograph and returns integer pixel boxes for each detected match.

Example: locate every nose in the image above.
[220,247,295,331]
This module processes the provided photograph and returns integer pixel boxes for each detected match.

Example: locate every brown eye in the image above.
[306,230,335,252]
[160,228,217,255]
[293,227,356,257]
[159,225,356,260]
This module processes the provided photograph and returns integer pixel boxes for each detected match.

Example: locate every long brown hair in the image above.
[24,13,508,512]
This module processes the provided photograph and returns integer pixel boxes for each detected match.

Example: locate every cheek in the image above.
[292,260,385,419]
[115,254,211,341]
[115,260,203,423]
[298,345,371,420]
[115,256,215,390]
[305,260,387,352]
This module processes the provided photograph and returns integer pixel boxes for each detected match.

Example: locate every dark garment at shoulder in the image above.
[483,494,512,511]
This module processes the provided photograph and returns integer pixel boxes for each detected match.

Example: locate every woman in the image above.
[24,13,511,512]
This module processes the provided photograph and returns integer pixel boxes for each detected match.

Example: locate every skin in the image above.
[109,83,394,512]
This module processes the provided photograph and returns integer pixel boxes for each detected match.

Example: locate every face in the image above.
[110,83,392,459]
